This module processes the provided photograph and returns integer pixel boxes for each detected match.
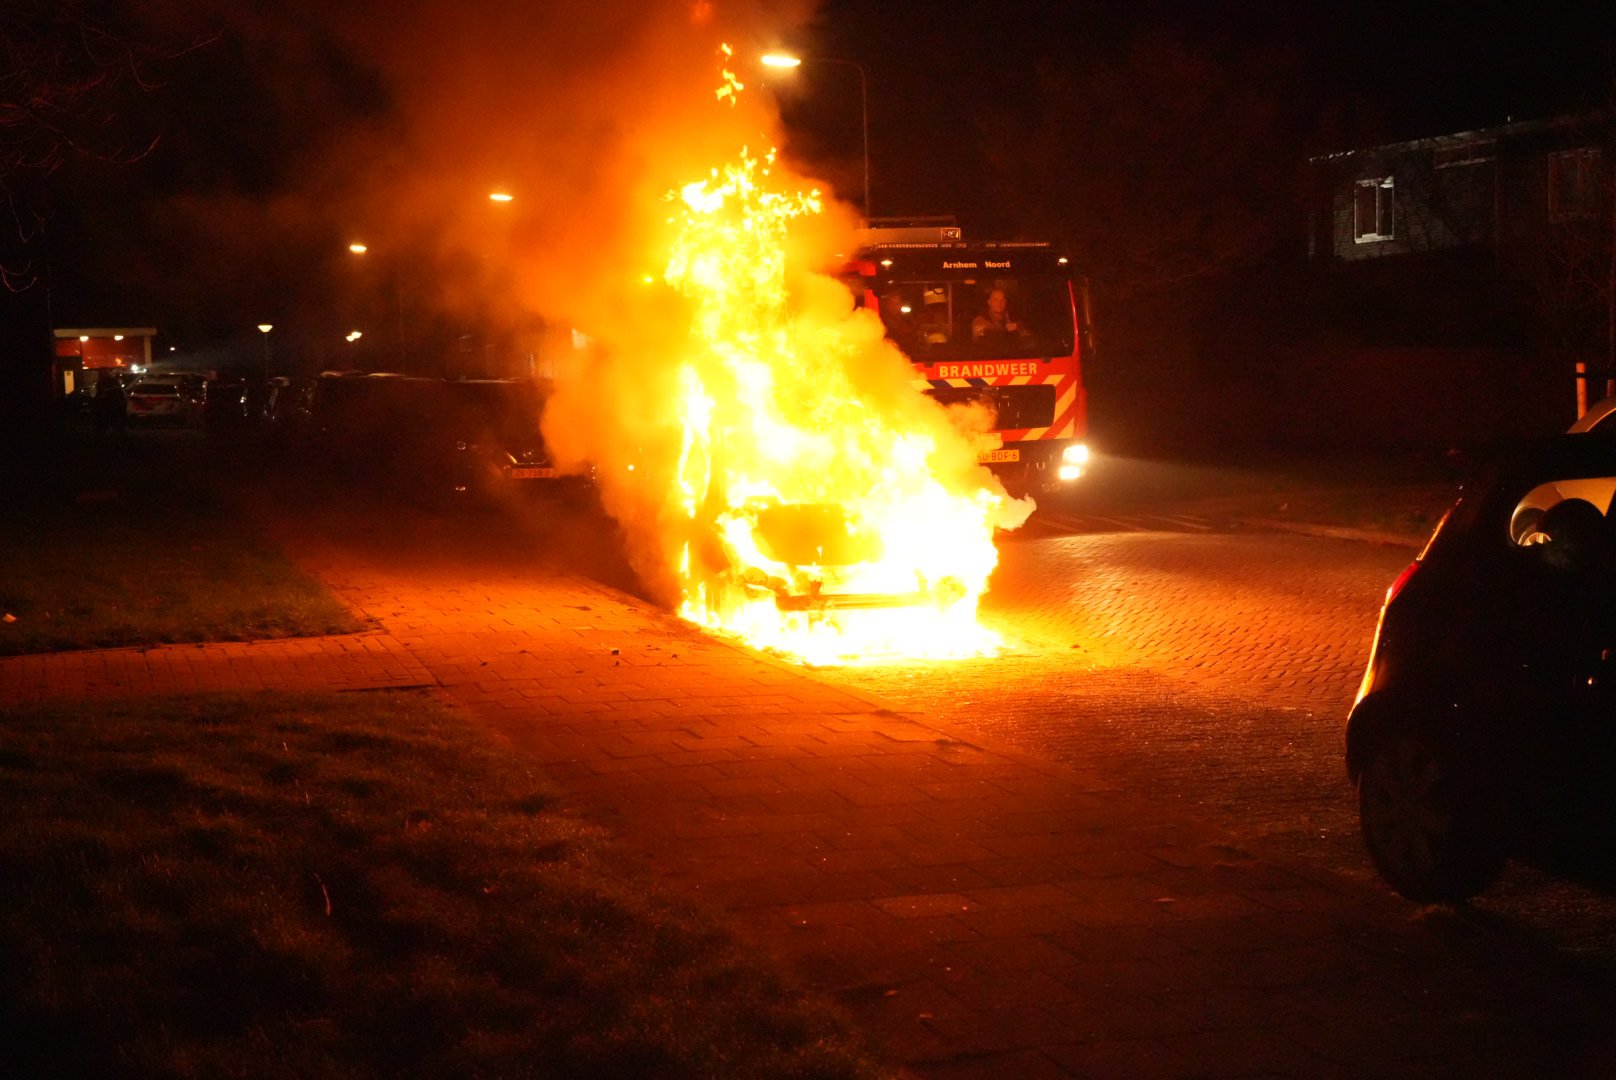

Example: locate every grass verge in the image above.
[0,691,880,1079]
[0,488,363,656]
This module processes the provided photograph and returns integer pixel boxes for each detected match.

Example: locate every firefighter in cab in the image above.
[971,287,1030,345]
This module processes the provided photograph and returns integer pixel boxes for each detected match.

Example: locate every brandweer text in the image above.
[931,362,1041,378]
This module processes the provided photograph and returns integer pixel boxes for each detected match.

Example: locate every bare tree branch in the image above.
[0,0,205,285]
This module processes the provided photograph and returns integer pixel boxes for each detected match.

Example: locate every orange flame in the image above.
[714,42,744,106]
[659,107,1029,664]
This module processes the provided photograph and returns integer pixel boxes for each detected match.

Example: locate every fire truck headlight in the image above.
[1058,442,1089,481]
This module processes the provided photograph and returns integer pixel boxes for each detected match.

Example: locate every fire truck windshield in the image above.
[873,276,1075,362]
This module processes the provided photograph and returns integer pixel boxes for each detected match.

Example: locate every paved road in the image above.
[833,513,1616,979]
[835,522,1407,870]
[993,523,1409,710]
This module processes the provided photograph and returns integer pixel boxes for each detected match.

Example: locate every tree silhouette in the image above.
[0,0,202,290]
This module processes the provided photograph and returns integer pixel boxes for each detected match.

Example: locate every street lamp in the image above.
[761,52,870,219]
[256,323,273,377]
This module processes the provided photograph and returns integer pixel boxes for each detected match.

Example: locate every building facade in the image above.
[1305,114,1614,439]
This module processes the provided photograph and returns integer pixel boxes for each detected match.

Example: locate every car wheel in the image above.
[1358,731,1503,903]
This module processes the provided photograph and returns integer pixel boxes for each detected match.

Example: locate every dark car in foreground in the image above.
[1349,436,1616,902]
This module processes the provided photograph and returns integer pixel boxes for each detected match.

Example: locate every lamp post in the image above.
[256,323,272,377]
[761,52,870,220]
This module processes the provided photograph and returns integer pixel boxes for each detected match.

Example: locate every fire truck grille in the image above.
[924,384,1056,430]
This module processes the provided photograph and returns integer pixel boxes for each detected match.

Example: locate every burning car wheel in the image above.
[1358,731,1503,903]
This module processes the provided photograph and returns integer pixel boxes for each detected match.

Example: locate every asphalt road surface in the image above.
[827,506,1616,986]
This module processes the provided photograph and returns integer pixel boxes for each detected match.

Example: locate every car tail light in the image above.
[1383,560,1420,608]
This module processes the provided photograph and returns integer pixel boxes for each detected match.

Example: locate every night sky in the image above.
[13,0,1616,360]
[788,0,1616,225]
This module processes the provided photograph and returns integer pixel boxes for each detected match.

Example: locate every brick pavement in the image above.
[987,529,1412,714]
[4,525,1614,1077]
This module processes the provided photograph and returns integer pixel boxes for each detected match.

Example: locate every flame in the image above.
[714,42,744,106]
[657,102,1028,664]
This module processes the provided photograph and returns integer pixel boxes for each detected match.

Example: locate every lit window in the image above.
[1549,148,1601,221]
[1354,177,1395,243]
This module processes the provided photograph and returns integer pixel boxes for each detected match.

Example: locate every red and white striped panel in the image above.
[913,370,1083,442]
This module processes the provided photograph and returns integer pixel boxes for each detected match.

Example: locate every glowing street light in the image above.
[760,51,870,219]
[488,191,514,203]
[348,242,368,254]
[346,330,363,343]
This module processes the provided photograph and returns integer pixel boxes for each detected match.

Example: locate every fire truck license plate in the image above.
[976,449,1020,463]
[510,467,558,479]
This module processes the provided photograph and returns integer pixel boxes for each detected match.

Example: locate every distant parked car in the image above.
[203,376,250,432]
[303,372,431,476]
[1348,435,1616,902]
[264,377,316,437]
[125,379,200,425]
[432,379,590,503]
[298,374,587,503]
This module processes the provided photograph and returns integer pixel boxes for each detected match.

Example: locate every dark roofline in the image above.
[1308,111,1609,164]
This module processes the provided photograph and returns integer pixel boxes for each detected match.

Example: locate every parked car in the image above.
[202,376,250,432]
[432,379,590,503]
[125,379,200,425]
[264,377,316,437]
[75,369,129,418]
[1348,435,1616,902]
[298,374,587,503]
[302,372,433,476]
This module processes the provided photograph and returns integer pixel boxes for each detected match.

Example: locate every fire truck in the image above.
[846,222,1093,497]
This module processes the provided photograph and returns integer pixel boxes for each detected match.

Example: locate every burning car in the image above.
[535,66,1029,665]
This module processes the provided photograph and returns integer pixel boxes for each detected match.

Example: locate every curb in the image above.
[1240,517,1424,549]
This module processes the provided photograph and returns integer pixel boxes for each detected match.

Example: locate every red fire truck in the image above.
[846,224,1092,497]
